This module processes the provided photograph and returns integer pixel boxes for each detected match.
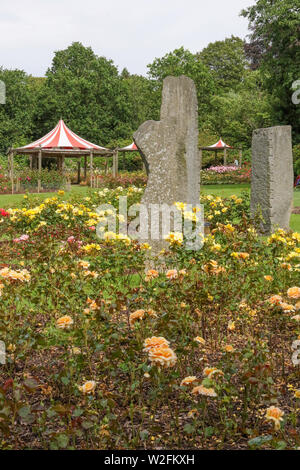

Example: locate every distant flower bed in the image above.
[0,172,10,193]
[0,169,66,194]
[207,165,239,173]
[86,171,147,188]
[201,164,251,184]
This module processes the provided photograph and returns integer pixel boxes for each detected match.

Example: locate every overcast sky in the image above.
[0,0,253,77]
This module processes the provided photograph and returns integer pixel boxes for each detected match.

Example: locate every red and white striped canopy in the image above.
[20,120,108,150]
[118,142,138,151]
[207,139,232,149]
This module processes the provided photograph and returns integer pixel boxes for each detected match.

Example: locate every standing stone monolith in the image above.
[250,125,294,234]
[133,75,200,252]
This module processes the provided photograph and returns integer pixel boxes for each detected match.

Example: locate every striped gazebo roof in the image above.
[201,138,233,151]
[118,142,138,151]
[19,120,108,151]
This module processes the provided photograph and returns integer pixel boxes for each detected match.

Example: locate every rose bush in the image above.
[0,186,299,450]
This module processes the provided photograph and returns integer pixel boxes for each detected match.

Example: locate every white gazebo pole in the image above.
[84,155,87,180]
[38,148,42,193]
[8,152,10,180]
[224,148,227,166]
[112,151,118,178]
[115,150,119,176]
[9,150,14,195]
[77,160,81,184]
[112,152,116,177]
[90,150,93,187]
[239,148,242,167]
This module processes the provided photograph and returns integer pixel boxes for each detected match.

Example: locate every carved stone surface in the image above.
[250,125,294,233]
[133,75,200,250]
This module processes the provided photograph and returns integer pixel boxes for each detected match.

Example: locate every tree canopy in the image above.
[0,27,299,160]
[197,36,248,91]
[0,68,38,152]
[241,0,300,140]
[33,42,132,146]
[147,47,216,120]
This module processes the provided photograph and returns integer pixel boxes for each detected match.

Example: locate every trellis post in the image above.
[84,155,87,180]
[9,150,14,194]
[115,150,119,176]
[90,150,94,186]
[38,148,42,193]
[112,153,115,177]
[112,150,118,178]
[77,160,81,184]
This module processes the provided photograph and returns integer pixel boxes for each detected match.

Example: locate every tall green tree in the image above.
[120,71,160,134]
[147,47,216,124]
[241,0,300,141]
[206,70,272,147]
[34,42,132,146]
[197,36,248,91]
[0,68,37,152]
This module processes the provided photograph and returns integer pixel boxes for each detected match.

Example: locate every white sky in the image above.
[0,0,253,77]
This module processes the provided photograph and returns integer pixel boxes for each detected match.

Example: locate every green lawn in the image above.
[201,183,251,198]
[0,186,88,208]
[0,183,299,232]
[201,184,300,233]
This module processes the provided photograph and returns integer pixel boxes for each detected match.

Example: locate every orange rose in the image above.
[287,287,300,299]
[56,315,74,329]
[265,406,284,430]
[166,269,178,280]
[203,367,223,379]
[194,336,206,345]
[224,344,235,353]
[192,385,217,397]
[129,309,145,326]
[143,336,170,351]
[180,376,198,386]
[145,269,159,281]
[78,380,96,394]
[148,346,177,368]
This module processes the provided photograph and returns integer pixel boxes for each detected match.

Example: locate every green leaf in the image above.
[248,435,272,449]
[139,430,149,440]
[56,433,69,449]
[184,423,195,434]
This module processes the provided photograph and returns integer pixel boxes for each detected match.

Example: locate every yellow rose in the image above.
[78,380,96,394]
[56,315,74,329]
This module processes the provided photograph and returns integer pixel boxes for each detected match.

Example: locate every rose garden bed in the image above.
[0,187,299,450]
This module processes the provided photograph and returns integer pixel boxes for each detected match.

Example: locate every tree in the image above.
[147,47,216,124]
[0,68,37,153]
[197,36,248,91]
[121,73,160,133]
[241,0,300,141]
[206,70,272,147]
[33,42,132,146]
